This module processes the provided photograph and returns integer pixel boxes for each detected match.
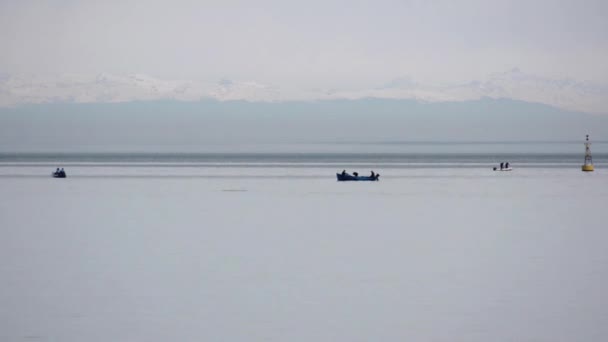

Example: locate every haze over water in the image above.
[3,0,608,340]
[2,139,608,341]
[1,141,606,169]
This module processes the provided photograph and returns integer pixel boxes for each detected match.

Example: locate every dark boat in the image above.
[336,173,379,181]
[52,171,67,178]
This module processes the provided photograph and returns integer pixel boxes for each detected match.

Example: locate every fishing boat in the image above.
[52,169,66,178]
[336,172,379,181]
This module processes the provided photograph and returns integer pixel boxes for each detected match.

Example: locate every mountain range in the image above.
[1,97,607,153]
[0,69,606,115]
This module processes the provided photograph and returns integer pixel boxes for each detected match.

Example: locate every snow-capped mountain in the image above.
[0,73,281,105]
[473,68,607,114]
[210,79,281,102]
[0,73,201,105]
[325,69,608,114]
[0,70,606,114]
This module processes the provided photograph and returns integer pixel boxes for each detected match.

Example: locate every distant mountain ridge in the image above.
[1,98,607,152]
[0,69,606,114]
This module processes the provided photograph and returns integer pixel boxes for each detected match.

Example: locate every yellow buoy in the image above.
[582,134,594,172]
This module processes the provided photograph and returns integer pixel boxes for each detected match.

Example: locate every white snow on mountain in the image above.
[452,68,608,114]
[0,73,282,105]
[326,69,608,114]
[210,79,281,102]
[0,69,606,114]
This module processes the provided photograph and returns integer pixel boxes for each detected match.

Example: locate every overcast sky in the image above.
[1,0,607,89]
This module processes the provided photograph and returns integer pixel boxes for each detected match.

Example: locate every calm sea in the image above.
[1,141,606,168]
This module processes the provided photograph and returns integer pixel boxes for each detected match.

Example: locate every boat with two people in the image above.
[52,168,67,178]
[337,170,380,181]
[493,162,512,171]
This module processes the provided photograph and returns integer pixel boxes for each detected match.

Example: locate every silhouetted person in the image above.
[505,162,510,169]
[500,162,504,170]
[353,172,359,177]
[370,171,375,178]
[341,170,346,176]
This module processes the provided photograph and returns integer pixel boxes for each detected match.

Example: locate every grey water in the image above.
[0,141,606,168]
[2,140,608,342]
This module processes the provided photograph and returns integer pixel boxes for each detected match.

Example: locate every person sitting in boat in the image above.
[505,162,509,169]
[500,162,504,170]
[341,170,346,176]
[353,172,359,177]
[370,171,375,178]
[55,168,60,174]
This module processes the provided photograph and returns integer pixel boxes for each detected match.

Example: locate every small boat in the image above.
[493,168,512,172]
[336,173,379,181]
[52,170,66,178]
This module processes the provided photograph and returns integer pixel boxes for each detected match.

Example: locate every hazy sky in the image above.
[1,0,607,89]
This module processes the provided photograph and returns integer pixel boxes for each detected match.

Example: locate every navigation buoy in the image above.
[582,134,594,172]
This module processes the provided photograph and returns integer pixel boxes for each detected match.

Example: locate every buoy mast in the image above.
[582,134,594,172]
